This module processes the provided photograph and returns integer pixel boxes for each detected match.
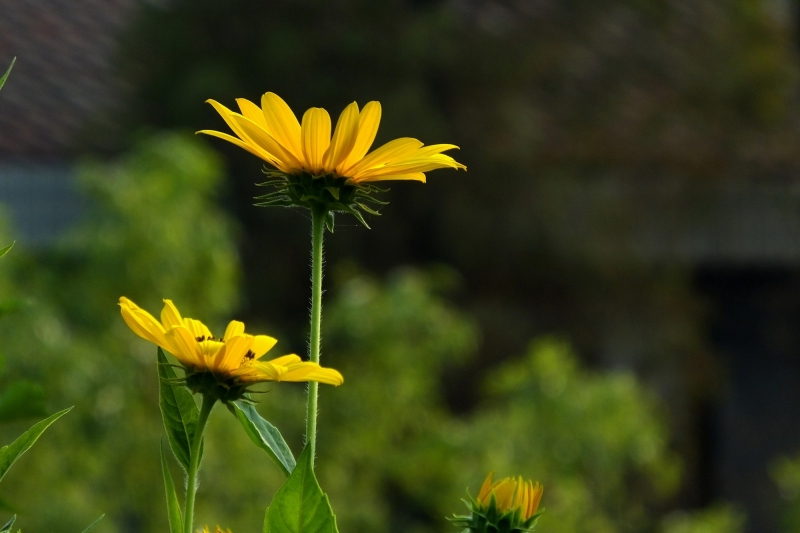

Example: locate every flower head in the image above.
[119,297,343,401]
[450,472,543,533]
[198,93,466,228]
[199,93,464,183]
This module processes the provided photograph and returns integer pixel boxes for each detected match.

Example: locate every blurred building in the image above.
[0,0,138,244]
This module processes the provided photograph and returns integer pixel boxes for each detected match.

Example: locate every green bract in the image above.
[450,495,543,533]
[254,170,388,231]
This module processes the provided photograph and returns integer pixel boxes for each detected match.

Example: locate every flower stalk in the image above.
[305,205,326,468]
[184,394,215,533]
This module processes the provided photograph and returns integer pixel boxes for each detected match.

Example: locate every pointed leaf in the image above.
[233,401,295,477]
[0,243,14,261]
[0,407,71,484]
[160,444,183,533]
[80,514,105,533]
[158,348,201,472]
[0,58,15,92]
[264,447,338,533]
[0,515,14,533]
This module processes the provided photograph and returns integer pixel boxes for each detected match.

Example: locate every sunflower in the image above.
[119,297,343,400]
[451,472,543,533]
[198,93,466,225]
[199,93,465,183]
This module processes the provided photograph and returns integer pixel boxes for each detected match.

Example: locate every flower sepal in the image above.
[183,368,252,404]
[449,495,543,533]
[254,169,389,231]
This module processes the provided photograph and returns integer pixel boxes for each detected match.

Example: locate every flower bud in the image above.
[450,472,543,533]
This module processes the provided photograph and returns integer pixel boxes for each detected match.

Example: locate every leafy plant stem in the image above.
[184,393,215,533]
[305,205,326,469]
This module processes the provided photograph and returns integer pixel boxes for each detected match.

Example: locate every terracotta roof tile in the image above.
[0,0,139,158]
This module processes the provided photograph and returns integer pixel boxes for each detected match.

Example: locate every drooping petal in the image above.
[223,320,245,341]
[338,101,381,173]
[160,299,183,329]
[261,92,304,163]
[301,107,332,174]
[322,102,359,172]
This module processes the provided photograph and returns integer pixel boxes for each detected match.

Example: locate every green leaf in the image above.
[233,401,295,477]
[80,514,105,533]
[0,381,47,423]
[160,444,183,533]
[264,447,338,533]
[0,58,15,92]
[158,348,201,472]
[0,243,14,261]
[0,407,71,484]
[0,515,14,533]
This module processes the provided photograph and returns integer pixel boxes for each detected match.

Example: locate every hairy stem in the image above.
[305,206,326,469]
[184,394,215,533]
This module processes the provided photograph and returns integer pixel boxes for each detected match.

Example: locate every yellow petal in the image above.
[354,156,462,180]
[301,107,332,174]
[413,144,460,157]
[251,335,278,359]
[493,478,516,511]
[119,297,169,348]
[351,172,426,184]
[529,483,543,518]
[478,472,495,504]
[265,354,303,366]
[344,138,423,176]
[338,101,381,173]
[214,335,254,372]
[236,98,269,129]
[223,320,245,341]
[181,318,213,340]
[196,130,279,165]
[230,114,302,171]
[160,299,183,329]
[322,102,359,172]
[261,92,303,162]
[165,326,203,368]
[280,362,344,385]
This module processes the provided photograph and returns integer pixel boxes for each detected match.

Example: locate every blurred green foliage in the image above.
[0,133,740,533]
[771,455,800,533]
[660,506,745,533]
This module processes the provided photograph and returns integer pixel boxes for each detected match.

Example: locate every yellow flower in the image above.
[198,93,465,184]
[201,527,231,533]
[119,297,343,391]
[477,472,543,521]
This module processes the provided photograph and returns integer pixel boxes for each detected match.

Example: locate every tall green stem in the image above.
[184,394,215,533]
[305,206,325,469]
